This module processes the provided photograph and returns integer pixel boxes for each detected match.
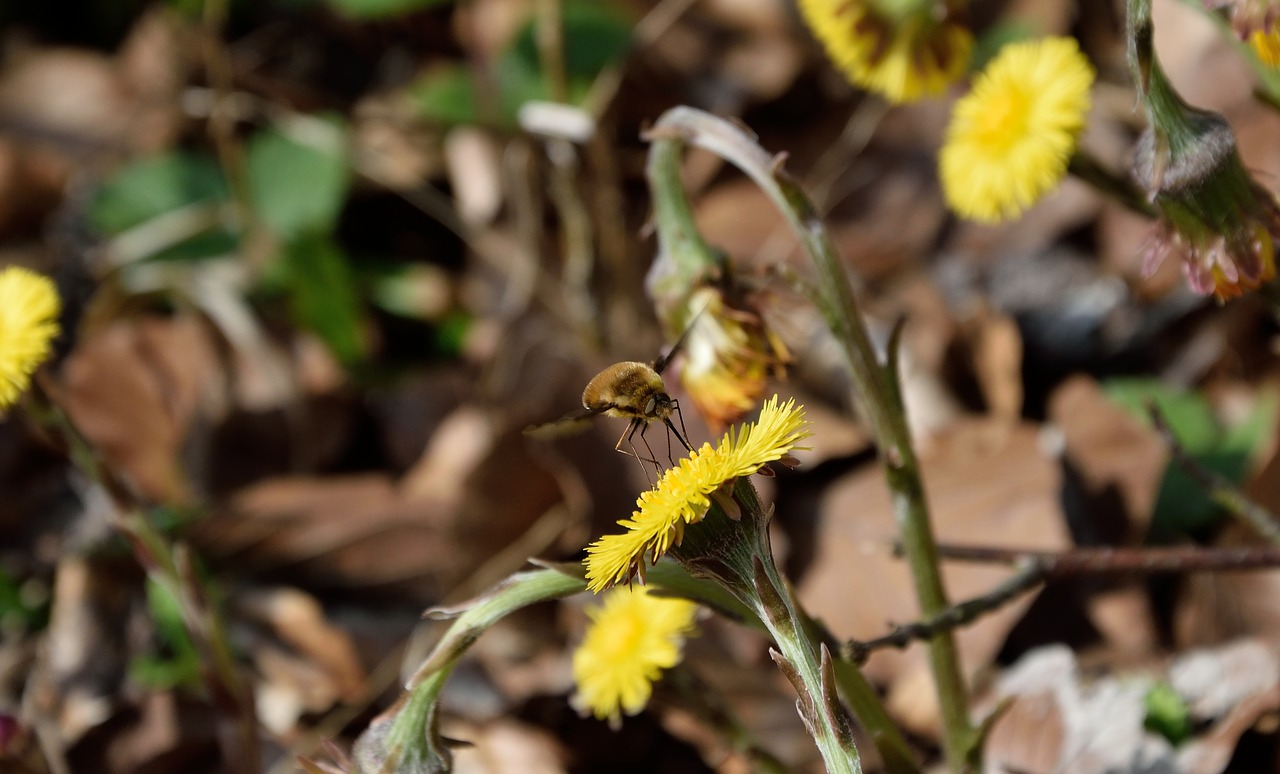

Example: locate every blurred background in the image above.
[3,0,1280,771]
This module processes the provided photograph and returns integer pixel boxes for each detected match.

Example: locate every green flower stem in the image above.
[351,569,588,769]
[728,480,865,774]
[646,138,722,285]
[646,106,974,770]
[1128,0,1200,154]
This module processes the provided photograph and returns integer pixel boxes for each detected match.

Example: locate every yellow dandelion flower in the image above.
[572,585,698,726]
[939,36,1095,222]
[797,0,972,103]
[585,396,809,592]
[0,267,60,411]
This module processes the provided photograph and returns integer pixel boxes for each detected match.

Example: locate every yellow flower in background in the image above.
[939,36,1095,222]
[678,287,787,432]
[0,267,60,411]
[585,396,809,592]
[797,0,972,103]
[572,585,698,727]
[1249,25,1280,66]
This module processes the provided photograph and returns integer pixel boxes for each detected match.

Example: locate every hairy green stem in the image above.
[646,106,974,770]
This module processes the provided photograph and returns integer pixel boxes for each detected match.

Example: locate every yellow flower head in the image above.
[572,585,698,726]
[797,0,972,103]
[679,288,787,432]
[939,36,1095,222]
[0,267,60,411]
[585,396,809,592]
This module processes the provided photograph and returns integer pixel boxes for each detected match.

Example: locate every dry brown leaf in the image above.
[448,718,566,774]
[981,646,1176,774]
[1048,375,1166,655]
[66,690,218,774]
[1048,375,1166,543]
[1174,522,1280,648]
[795,417,1070,738]
[55,316,226,505]
[240,587,367,703]
[969,308,1024,422]
[197,410,564,598]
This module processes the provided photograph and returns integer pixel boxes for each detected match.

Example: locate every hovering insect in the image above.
[526,320,697,470]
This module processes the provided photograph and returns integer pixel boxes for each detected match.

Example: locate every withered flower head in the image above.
[1133,113,1280,300]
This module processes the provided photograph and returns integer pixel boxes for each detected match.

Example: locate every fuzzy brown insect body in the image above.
[580,360,689,468]
[526,310,706,470]
[581,361,676,422]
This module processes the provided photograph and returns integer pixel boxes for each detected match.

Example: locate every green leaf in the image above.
[412,66,482,125]
[131,577,202,690]
[92,151,229,233]
[247,119,350,240]
[412,1,632,127]
[508,3,632,80]
[280,231,365,364]
[324,0,453,19]
[1144,682,1192,745]
[1103,379,1276,540]
[91,151,238,262]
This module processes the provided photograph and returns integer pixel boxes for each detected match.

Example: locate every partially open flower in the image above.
[571,585,698,727]
[0,267,61,411]
[797,0,972,103]
[679,287,787,432]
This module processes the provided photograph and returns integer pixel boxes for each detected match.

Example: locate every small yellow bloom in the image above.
[572,585,698,726]
[939,36,1095,222]
[585,396,809,592]
[0,267,60,411]
[797,0,972,103]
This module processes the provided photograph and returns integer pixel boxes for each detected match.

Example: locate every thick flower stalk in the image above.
[584,396,809,592]
[0,266,61,411]
[572,585,699,727]
[1129,0,1280,300]
[939,36,1095,222]
[797,0,972,103]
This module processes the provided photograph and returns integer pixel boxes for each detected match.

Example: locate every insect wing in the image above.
[523,407,599,440]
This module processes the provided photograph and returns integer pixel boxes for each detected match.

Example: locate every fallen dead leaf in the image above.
[55,316,227,506]
[795,417,1070,738]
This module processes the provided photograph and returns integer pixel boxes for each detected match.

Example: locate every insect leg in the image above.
[662,413,693,456]
[672,401,693,452]
[636,421,663,476]
[616,418,659,480]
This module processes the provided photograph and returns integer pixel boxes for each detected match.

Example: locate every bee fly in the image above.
[526,320,697,472]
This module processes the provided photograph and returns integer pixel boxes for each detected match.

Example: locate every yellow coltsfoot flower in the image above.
[939,36,1095,222]
[584,396,809,592]
[0,266,61,411]
[571,585,698,727]
[797,0,972,103]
